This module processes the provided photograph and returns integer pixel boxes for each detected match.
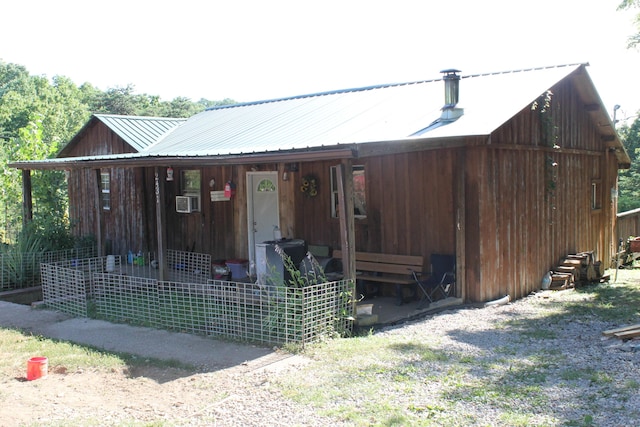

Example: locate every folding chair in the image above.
[411,254,455,309]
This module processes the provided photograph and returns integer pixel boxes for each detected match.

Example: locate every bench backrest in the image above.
[333,250,423,275]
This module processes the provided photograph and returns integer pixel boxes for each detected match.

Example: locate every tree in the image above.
[198,97,237,109]
[619,0,640,48]
[617,117,640,212]
[89,84,140,115]
[0,65,91,243]
[0,60,235,244]
[160,96,205,118]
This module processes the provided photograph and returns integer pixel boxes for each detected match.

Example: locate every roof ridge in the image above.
[461,62,587,80]
[207,63,588,112]
[94,113,186,121]
[206,79,442,111]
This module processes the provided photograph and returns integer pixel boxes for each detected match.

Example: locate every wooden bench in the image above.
[332,250,423,305]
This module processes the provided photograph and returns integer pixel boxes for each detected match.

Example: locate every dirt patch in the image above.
[1,353,317,426]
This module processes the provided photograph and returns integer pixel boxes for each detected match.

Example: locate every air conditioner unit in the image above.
[176,195,200,213]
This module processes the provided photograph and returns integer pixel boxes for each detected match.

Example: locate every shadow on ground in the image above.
[0,301,283,384]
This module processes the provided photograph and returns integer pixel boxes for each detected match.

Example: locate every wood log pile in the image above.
[549,251,607,290]
[603,324,640,341]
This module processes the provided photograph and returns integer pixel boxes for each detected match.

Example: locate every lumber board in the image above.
[614,328,640,340]
[603,323,640,336]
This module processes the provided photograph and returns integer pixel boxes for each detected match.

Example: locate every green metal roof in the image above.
[145,64,586,156]
[94,114,186,152]
[11,63,629,169]
[57,114,186,157]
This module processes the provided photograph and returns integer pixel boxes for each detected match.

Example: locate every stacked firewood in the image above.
[548,251,605,290]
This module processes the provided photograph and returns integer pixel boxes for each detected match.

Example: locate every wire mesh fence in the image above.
[92,274,160,326]
[40,251,354,345]
[40,262,89,318]
[101,250,211,284]
[0,246,96,291]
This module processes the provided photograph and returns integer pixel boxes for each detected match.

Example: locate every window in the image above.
[330,165,367,218]
[100,171,110,210]
[591,180,602,210]
[181,170,201,195]
[257,179,276,192]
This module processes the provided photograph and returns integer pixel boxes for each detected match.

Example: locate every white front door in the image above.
[247,172,280,273]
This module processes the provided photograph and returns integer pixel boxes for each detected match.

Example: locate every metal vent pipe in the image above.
[441,69,461,108]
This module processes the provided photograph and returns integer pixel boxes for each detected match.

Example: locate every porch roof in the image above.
[10,63,630,170]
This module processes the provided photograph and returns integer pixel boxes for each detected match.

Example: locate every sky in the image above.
[2,0,639,124]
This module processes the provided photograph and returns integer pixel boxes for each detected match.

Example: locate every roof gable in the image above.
[58,114,186,157]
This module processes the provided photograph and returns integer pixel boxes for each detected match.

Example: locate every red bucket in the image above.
[26,356,48,381]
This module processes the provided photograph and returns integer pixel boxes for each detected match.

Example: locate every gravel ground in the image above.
[2,276,640,426]
[211,280,640,426]
[370,285,640,426]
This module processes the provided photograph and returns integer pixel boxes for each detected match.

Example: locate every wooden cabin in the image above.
[12,63,630,303]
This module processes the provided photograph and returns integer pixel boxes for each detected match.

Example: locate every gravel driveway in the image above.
[2,272,640,426]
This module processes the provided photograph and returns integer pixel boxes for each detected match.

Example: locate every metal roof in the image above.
[10,63,629,169]
[145,64,587,156]
[94,114,186,152]
[56,114,187,157]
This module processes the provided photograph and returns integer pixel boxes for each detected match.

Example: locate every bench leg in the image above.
[395,284,403,305]
[396,283,419,305]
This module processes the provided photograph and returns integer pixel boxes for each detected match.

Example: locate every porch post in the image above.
[336,159,356,286]
[154,168,167,281]
[21,169,33,226]
[455,150,466,302]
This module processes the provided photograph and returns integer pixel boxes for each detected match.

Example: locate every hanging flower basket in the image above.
[300,175,318,198]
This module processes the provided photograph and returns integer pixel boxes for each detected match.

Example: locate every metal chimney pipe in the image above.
[441,69,461,108]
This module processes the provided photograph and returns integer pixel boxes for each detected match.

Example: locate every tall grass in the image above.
[0,229,45,290]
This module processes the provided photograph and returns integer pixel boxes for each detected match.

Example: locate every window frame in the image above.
[591,179,602,211]
[180,169,201,196]
[100,171,110,211]
[330,164,367,219]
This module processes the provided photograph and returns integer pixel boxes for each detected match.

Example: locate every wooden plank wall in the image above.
[68,167,148,256]
[617,209,640,243]
[68,169,97,241]
[467,78,618,302]
[162,165,241,260]
[294,151,457,267]
[65,121,139,256]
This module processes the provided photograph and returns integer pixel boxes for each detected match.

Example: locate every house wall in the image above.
[68,167,158,257]
[61,120,137,157]
[152,152,459,276]
[464,79,618,302]
[64,120,144,256]
[293,152,457,266]
[162,165,240,260]
[617,209,640,244]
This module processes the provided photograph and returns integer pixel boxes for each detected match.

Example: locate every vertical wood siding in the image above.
[617,210,640,243]
[294,151,456,269]
[471,79,618,301]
